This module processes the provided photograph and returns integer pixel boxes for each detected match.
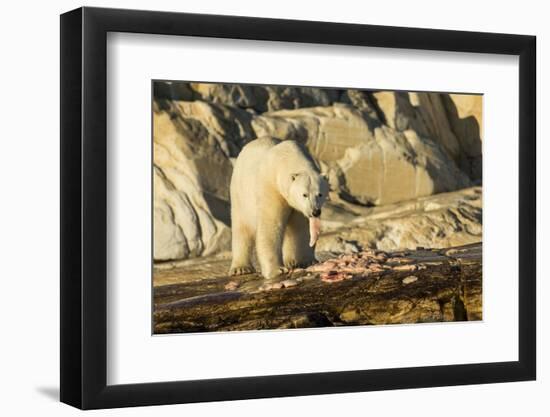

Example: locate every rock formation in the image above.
[153,82,482,262]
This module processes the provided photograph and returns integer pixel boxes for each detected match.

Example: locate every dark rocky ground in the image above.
[153,242,481,334]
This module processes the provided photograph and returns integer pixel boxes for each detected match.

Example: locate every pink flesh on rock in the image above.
[309,217,321,247]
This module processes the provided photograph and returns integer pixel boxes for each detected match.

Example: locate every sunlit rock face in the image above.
[153,82,482,262]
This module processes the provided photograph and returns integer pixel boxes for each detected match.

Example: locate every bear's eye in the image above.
[318,193,323,197]
[303,194,307,198]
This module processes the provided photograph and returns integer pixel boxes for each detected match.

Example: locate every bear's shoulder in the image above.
[270,140,317,168]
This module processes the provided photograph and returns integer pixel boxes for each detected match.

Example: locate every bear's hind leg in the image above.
[283,211,316,269]
[229,223,255,276]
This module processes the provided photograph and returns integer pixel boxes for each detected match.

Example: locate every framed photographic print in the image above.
[60,6,536,409]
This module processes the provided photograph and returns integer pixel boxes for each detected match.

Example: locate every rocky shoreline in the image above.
[154,242,481,333]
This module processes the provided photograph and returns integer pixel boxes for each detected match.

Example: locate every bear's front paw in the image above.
[284,259,315,269]
[263,266,289,279]
[229,265,256,276]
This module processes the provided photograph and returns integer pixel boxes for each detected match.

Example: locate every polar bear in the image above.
[229,137,329,279]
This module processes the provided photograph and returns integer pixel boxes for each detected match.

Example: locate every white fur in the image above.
[229,137,329,279]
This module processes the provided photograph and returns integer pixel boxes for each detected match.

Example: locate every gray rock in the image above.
[153,100,255,261]
[189,83,341,113]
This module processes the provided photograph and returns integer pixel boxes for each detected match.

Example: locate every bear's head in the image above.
[287,171,330,219]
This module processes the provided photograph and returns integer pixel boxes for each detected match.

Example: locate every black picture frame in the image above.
[60,6,536,410]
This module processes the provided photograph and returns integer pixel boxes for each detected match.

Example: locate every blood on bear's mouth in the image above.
[309,216,321,247]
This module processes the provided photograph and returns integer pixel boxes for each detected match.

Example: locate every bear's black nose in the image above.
[312,208,321,217]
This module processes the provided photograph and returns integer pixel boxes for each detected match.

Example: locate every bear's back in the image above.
[233,137,281,177]
[268,139,319,173]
